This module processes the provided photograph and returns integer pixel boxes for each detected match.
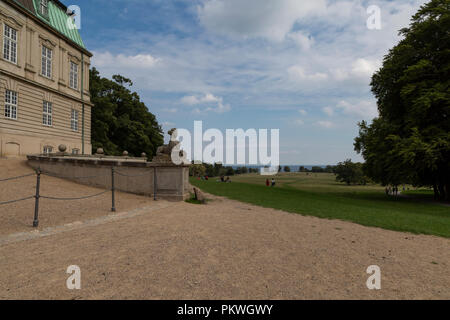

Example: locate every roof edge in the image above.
[7,0,93,57]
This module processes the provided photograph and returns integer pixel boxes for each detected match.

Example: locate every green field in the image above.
[191,173,450,238]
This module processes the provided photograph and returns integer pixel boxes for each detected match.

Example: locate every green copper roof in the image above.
[30,0,86,49]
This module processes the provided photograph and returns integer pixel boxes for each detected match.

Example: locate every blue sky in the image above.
[71,0,427,165]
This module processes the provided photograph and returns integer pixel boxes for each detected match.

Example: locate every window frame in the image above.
[71,109,79,131]
[69,61,79,90]
[5,90,18,120]
[3,24,18,64]
[41,45,53,79]
[43,145,53,155]
[42,101,53,127]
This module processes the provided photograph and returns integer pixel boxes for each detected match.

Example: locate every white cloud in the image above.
[197,0,327,41]
[163,108,178,113]
[351,58,381,78]
[181,93,231,113]
[294,119,305,126]
[92,52,160,69]
[322,107,334,117]
[316,120,334,129]
[330,58,381,82]
[298,109,307,115]
[336,100,378,119]
[288,31,314,51]
[288,65,328,82]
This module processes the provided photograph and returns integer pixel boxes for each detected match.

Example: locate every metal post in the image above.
[111,167,116,212]
[33,169,41,228]
[153,167,157,201]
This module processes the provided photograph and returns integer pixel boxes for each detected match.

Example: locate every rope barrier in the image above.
[1,166,153,226]
[40,190,109,201]
[40,171,110,180]
[0,173,35,182]
[0,196,34,206]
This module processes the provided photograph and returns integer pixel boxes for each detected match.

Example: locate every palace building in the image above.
[0,0,92,157]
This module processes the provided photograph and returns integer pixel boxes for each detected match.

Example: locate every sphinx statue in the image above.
[152,128,187,165]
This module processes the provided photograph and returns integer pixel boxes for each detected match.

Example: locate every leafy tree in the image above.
[225,167,235,176]
[324,165,335,173]
[89,68,164,157]
[190,164,206,177]
[333,160,365,185]
[284,166,291,172]
[354,0,450,200]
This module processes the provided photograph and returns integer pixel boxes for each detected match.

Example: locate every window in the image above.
[3,24,17,64]
[43,146,53,154]
[5,90,18,120]
[72,148,80,155]
[41,46,52,78]
[42,101,52,126]
[69,62,78,89]
[40,0,49,16]
[71,109,79,131]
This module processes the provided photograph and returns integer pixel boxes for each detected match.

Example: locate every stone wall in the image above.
[27,155,191,201]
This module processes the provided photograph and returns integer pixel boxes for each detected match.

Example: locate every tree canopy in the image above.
[89,68,164,157]
[354,0,450,200]
[333,160,365,185]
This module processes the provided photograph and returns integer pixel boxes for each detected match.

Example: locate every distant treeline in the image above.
[190,161,370,186]
[190,163,261,178]
[189,163,336,177]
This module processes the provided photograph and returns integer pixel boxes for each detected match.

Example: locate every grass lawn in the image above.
[191,173,450,238]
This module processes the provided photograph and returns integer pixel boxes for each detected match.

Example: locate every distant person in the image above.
[226,177,231,183]
[221,176,225,183]
[266,179,270,187]
[271,178,276,187]
[205,176,209,181]
[385,187,389,196]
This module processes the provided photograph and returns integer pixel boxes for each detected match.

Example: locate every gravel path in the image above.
[0,160,449,299]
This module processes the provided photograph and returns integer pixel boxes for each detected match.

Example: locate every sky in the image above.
[71,0,427,165]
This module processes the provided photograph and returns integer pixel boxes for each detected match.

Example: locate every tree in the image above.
[190,164,206,177]
[284,166,291,172]
[333,160,365,185]
[354,0,450,200]
[324,165,335,173]
[225,167,235,176]
[89,68,164,157]
[311,166,325,173]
